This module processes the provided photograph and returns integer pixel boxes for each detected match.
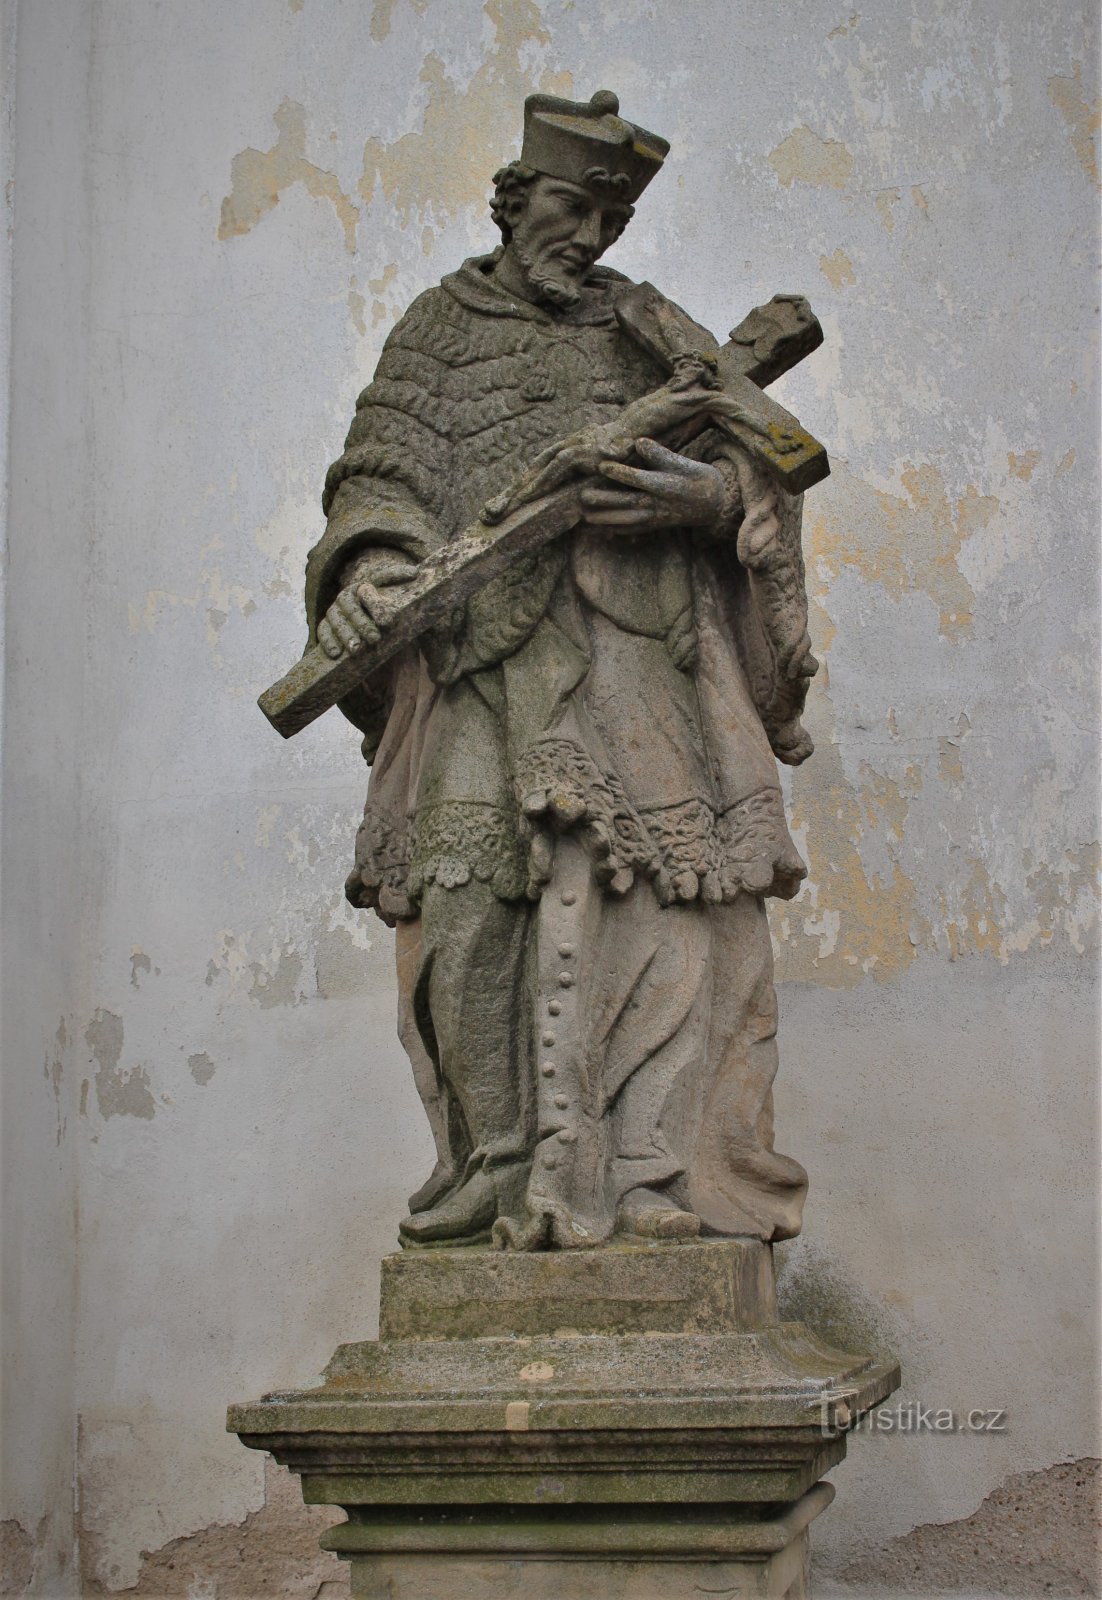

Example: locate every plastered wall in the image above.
[1,1,1098,1595]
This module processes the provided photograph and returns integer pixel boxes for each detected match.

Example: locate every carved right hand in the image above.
[317,553,416,659]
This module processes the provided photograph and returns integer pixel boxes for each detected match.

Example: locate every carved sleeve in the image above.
[700,435,818,766]
[301,293,457,748]
[304,292,457,645]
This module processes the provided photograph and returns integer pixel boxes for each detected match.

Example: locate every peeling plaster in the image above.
[811,462,984,642]
[371,0,429,45]
[314,925,367,999]
[1,1514,46,1594]
[80,1460,347,1598]
[248,947,304,1008]
[85,1010,155,1121]
[1007,448,1041,482]
[838,1457,1101,1592]
[765,447,1098,985]
[219,99,359,253]
[129,949,153,988]
[820,247,856,288]
[776,729,932,988]
[769,125,854,190]
[1048,61,1101,188]
[127,566,254,653]
[358,2,572,225]
[187,1052,216,1086]
[43,1017,67,1146]
[874,185,900,231]
[347,275,367,336]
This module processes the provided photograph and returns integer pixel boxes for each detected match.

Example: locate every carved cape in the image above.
[303,254,816,927]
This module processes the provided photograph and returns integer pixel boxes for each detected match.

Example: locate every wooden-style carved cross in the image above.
[259,292,829,739]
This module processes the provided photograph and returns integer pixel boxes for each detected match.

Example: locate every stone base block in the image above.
[229,1242,899,1598]
[329,1488,829,1598]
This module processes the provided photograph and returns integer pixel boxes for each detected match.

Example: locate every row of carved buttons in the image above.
[542,908,579,1167]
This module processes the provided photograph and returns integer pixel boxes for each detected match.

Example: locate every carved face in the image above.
[505,176,631,308]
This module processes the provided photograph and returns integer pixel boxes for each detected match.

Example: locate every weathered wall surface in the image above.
[1,0,1097,1595]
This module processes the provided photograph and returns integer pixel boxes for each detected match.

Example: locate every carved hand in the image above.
[578,438,725,532]
[317,551,417,660]
[479,368,724,526]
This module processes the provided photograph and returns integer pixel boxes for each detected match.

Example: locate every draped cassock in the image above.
[304,252,817,1249]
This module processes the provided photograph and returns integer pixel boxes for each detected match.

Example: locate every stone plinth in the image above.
[229,1241,898,1598]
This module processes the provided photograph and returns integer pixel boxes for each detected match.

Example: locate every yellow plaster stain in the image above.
[359,3,572,226]
[371,0,429,43]
[219,100,359,254]
[370,263,398,295]
[859,761,922,840]
[1007,449,1041,482]
[1048,62,1101,189]
[1022,844,1101,956]
[937,736,964,787]
[348,276,367,336]
[809,462,991,642]
[134,589,191,634]
[130,567,253,652]
[820,248,856,288]
[828,12,859,39]
[874,187,900,232]
[781,614,1094,978]
[775,724,931,989]
[943,861,1011,963]
[255,807,282,849]
[910,184,929,216]
[364,262,399,326]
[766,592,931,987]
[1056,449,1076,475]
[769,126,853,191]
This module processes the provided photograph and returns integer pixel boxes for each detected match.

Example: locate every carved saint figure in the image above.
[304,91,819,1250]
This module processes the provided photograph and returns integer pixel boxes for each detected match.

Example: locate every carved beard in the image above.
[513,244,584,311]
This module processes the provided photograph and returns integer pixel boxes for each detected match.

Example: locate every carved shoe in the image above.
[398,1167,498,1248]
[617,1186,701,1240]
[406,1160,456,1216]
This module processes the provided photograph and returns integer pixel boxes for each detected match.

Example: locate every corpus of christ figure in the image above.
[266,89,829,1252]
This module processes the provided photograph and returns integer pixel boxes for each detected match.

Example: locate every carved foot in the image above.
[398,1167,498,1248]
[617,1187,701,1240]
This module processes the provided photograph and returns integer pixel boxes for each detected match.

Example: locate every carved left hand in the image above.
[578,438,725,533]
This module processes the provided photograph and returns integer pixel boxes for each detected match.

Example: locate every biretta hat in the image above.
[520,88,669,204]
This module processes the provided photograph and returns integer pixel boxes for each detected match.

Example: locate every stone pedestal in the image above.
[229,1241,898,1599]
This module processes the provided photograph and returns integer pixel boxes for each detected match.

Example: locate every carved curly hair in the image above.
[489,161,541,244]
[489,161,635,244]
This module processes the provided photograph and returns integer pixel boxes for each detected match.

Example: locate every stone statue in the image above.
[277,89,827,1253]
[237,92,900,1597]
